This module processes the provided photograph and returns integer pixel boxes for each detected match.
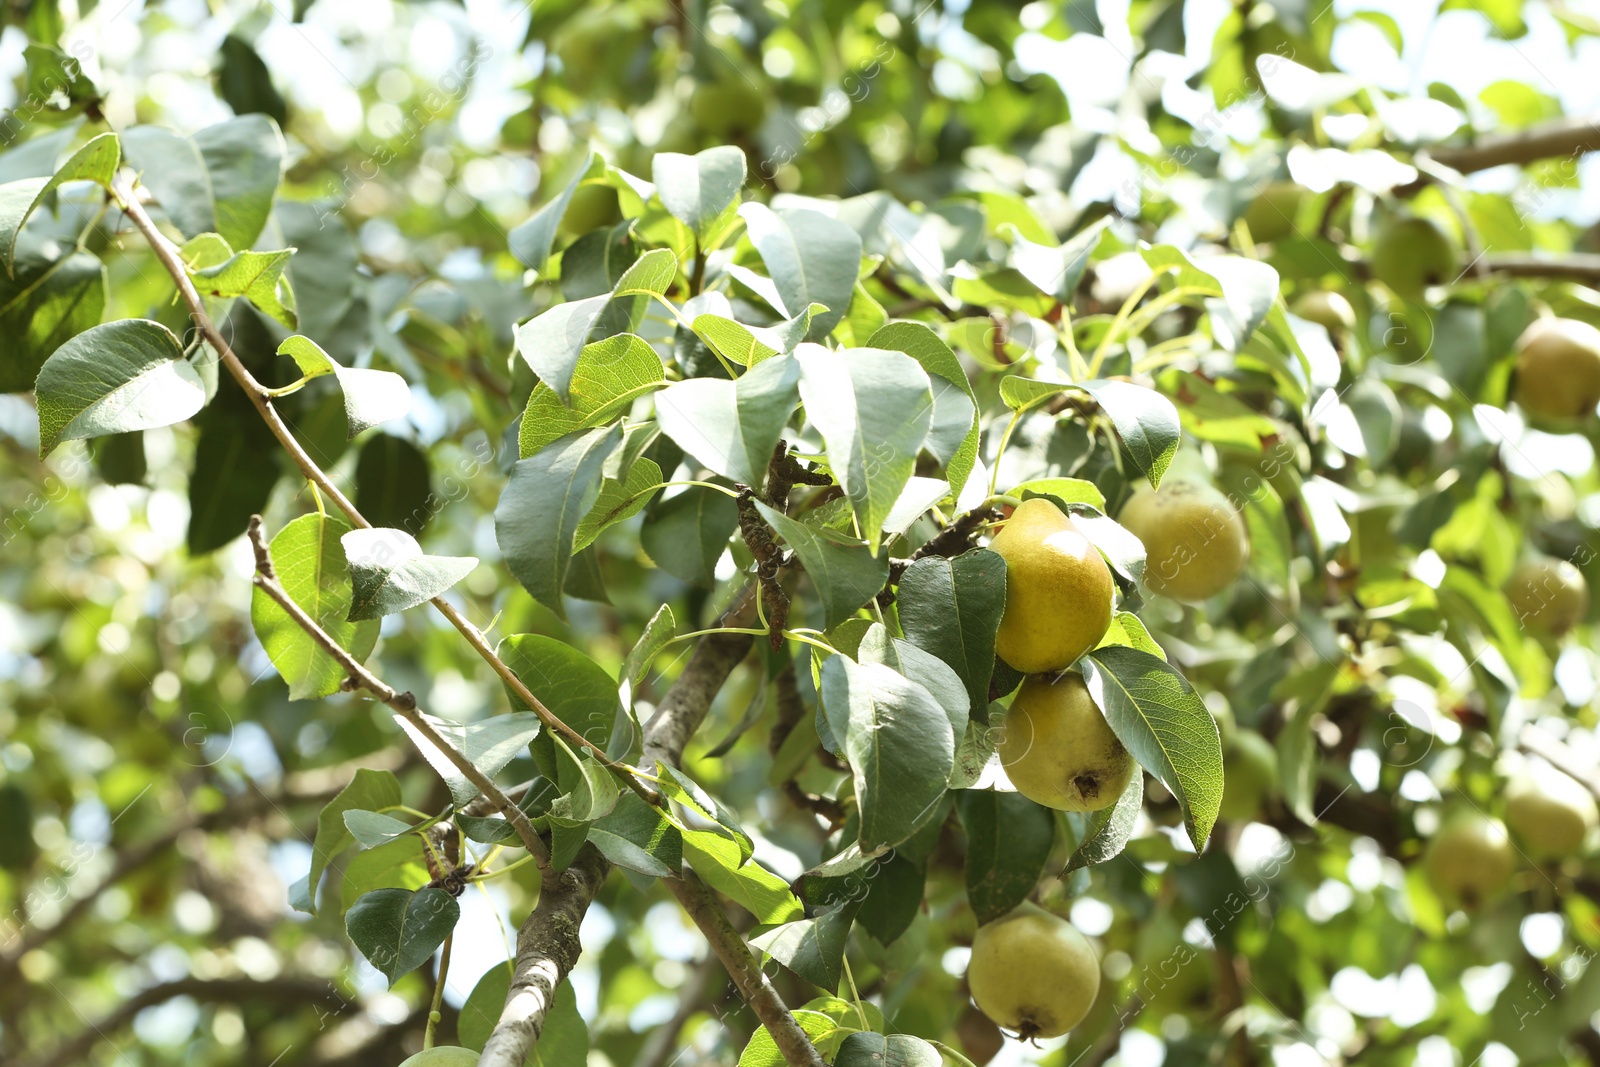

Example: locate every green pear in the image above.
[1506,556,1588,637]
[1423,810,1515,908]
[967,902,1101,1039]
[1505,773,1596,860]
[1241,181,1305,244]
[1119,481,1249,602]
[999,671,1134,812]
[1370,216,1459,299]
[988,498,1115,673]
[1292,290,1356,334]
[1513,317,1600,421]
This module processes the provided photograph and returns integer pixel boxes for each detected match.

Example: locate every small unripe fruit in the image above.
[399,1048,481,1066]
[1505,557,1588,637]
[1241,182,1305,245]
[1370,216,1459,299]
[1292,290,1356,334]
[1513,317,1600,421]
[967,902,1101,1039]
[988,499,1115,673]
[1119,481,1249,603]
[1218,729,1278,823]
[1505,773,1597,860]
[1423,811,1515,908]
[999,671,1134,812]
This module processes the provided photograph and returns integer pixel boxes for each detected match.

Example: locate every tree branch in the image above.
[1481,252,1600,286]
[1427,115,1600,175]
[483,586,823,1067]
[108,173,652,805]
[248,515,552,868]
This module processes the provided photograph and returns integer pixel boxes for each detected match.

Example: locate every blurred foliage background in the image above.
[10,0,1600,1066]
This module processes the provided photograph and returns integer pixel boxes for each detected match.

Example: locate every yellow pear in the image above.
[999,671,1134,812]
[967,902,1101,1039]
[1422,811,1515,908]
[988,499,1114,673]
[1514,317,1600,421]
[1506,556,1588,637]
[1118,481,1249,602]
[1506,773,1596,860]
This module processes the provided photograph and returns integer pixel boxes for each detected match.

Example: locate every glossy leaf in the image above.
[755,502,889,628]
[750,907,856,989]
[896,548,1007,718]
[957,789,1055,924]
[653,145,746,243]
[739,202,862,339]
[395,712,544,808]
[278,335,410,438]
[341,527,477,620]
[345,886,459,986]
[0,131,119,275]
[250,512,379,699]
[1065,764,1145,873]
[1083,646,1223,851]
[35,319,202,455]
[656,352,800,487]
[297,768,400,915]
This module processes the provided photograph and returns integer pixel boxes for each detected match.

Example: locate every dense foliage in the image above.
[8,2,1600,1066]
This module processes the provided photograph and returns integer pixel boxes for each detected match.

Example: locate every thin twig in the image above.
[109,172,656,806]
[247,516,552,868]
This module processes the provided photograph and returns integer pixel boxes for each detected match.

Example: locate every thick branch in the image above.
[484,585,822,1067]
[15,977,345,1067]
[1481,252,1600,286]
[1428,115,1600,175]
[109,173,647,801]
[248,516,551,867]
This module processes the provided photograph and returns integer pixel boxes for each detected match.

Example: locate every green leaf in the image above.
[497,425,622,617]
[640,485,739,586]
[460,966,589,1066]
[1083,646,1223,851]
[0,238,104,394]
[550,744,620,825]
[396,712,544,808]
[0,132,118,276]
[354,434,433,533]
[342,809,423,849]
[738,1011,844,1067]
[1008,217,1108,301]
[1000,377,1180,488]
[750,907,856,989]
[573,455,661,552]
[739,203,863,339]
[187,375,282,555]
[249,512,379,699]
[896,549,1007,718]
[754,502,889,629]
[193,248,296,328]
[277,335,411,438]
[35,319,202,455]
[509,151,603,271]
[693,305,820,367]
[819,656,954,850]
[345,887,459,986]
[1065,767,1145,873]
[518,333,662,458]
[340,527,477,621]
[217,34,288,126]
[657,764,753,859]
[858,623,968,737]
[1097,611,1167,660]
[682,828,804,924]
[656,352,800,487]
[652,145,746,244]
[340,834,430,912]
[622,604,676,690]
[834,1033,943,1067]
[123,116,284,250]
[589,793,683,877]
[298,768,400,915]
[867,321,979,496]
[795,344,934,552]
[855,852,925,945]
[499,633,621,773]
[1007,477,1105,511]
[957,790,1055,924]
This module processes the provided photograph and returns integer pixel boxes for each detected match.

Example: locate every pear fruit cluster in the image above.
[1513,317,1600,421]
[1119,481,1250,602]
[967,902,1101,1040]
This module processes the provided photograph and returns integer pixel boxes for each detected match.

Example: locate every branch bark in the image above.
[1427,115,1600,175]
